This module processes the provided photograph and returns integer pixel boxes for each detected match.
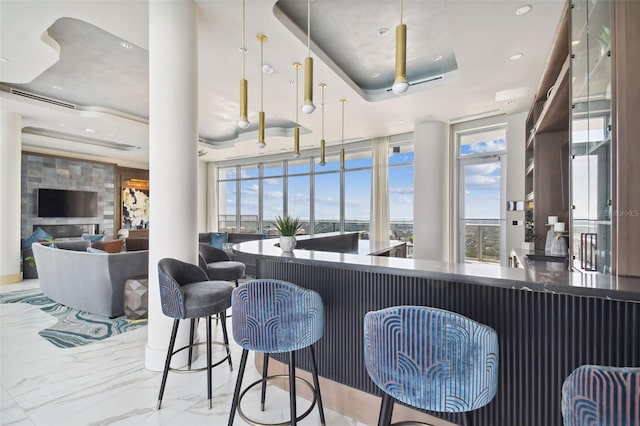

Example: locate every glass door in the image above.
[458,155,506,264]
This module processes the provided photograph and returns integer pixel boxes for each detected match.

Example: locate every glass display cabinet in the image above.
[570,0,612,273]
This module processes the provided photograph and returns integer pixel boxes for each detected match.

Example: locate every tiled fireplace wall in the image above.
[21,154,116,239]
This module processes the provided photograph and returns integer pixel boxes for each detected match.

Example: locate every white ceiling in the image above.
[0,0,566,169]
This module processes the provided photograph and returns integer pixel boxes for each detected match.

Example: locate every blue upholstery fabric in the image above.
[364,306,499,413]
[22,227,52,249]
[86,247,106,253]
[231,279,324,353]
[81,233,105,243]
[211,232,228,249]
[158,258,233,319]
[562,365,640,426]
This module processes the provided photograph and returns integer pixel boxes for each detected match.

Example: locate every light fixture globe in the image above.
[301,101,316,114]
[237,119,250,129]
[392,77,409,95]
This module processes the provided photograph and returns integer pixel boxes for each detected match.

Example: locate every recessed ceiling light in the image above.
[0,57,8,63]
[506,101,515,105]
[515,4,532,16]
[371,72,380,78]
[510,53,524,61]
[84,128,96,133]
[120,41,133,49]
[58,123,65,127]
[571,40,581,46]
[262,64,274,74]
[52,85,62,90]
[287,80,295,86]
[108,133,115,137]
[239,47,248,54]
[431,55,443,62]
[377,28,390,37]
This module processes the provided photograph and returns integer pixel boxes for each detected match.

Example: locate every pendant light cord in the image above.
[242,0,246,79]
[260,38,264,111]
[307,0,311,55]
[321,86,325,139]
[295,66,299,125]
[341,100,345,148]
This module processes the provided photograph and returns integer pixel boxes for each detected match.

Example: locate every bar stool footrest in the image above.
[237,374,317,426]
[169,341,231,373]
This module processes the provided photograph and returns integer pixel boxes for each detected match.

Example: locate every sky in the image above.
[460,137,505,220]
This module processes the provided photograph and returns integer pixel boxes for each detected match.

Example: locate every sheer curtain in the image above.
[207,162,218,231]
[370,137,390,241]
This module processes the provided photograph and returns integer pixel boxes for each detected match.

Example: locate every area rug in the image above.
[0,288,146,349]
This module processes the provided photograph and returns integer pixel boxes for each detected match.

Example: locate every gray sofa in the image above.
[32,242,148,317]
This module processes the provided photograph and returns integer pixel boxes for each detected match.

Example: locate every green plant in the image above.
[273,215,302,236]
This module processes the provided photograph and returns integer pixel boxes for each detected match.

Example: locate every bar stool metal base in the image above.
[237,374,317,426]
[168,340,232,373]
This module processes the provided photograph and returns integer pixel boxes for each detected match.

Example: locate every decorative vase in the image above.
[279,236,297,252]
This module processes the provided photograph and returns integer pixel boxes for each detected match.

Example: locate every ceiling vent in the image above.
[9,88,77,109]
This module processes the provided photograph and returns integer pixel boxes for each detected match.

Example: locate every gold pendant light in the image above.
[237,0,250,129]
[340,99,346,170]
[319,83,327,166]
[293,63,301,158]
[256,34,267,148]
[301,0,315,113]
[392,0,409,95]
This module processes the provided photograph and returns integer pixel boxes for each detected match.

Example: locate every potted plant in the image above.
[273,215,302,251]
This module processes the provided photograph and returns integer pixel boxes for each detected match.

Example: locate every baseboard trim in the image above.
[0,273,22,284]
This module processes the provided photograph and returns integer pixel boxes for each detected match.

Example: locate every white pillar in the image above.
[0,112,22,284]
[145,0,199,371]
[412,121,450,262]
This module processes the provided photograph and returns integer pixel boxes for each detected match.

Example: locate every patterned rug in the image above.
[0,288,147,348]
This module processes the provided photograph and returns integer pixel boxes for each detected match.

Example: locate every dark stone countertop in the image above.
[233,234,640,302]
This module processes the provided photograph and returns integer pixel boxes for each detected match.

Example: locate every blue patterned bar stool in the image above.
[156,258,234,410]
[364,306,499,426]
[562,365,640,426]
[228,279,326,426]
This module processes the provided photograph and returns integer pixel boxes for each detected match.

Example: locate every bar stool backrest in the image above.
[364,306,499,413]
[231,279,324,353]
[158,258,209,319]
[562,365,640,426]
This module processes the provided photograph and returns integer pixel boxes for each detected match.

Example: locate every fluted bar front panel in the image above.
[259,259,640,426]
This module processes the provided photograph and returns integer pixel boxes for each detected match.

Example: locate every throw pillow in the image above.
[22,227,53,249]
[82,233,105,243]
[86,247,106,253]
[211,232,228,249]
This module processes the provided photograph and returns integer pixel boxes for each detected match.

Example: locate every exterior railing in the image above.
[464,221,500,264]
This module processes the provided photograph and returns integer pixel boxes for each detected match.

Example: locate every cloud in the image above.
[390,195,412,204]
[264,191,283,199]
[264,178,281,186]
[461,138,505,155]
[390,186,413,194]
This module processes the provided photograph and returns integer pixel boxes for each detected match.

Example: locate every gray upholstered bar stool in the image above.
[198,243,246,287]
[156,258,234,409]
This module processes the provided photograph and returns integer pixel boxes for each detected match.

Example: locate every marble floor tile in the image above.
[0,280,368,426]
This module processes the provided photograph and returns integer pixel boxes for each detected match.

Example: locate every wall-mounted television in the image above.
[37,188,98,218]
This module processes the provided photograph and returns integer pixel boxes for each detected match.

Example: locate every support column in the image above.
[145,0,199,371]
[412,121,450,262]
[0,112,22,284]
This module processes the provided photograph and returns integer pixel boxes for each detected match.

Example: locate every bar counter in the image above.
[233,233,640,425]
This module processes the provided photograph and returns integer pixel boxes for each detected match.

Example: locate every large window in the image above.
[389,145,414,243]
[216,142,413,239]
